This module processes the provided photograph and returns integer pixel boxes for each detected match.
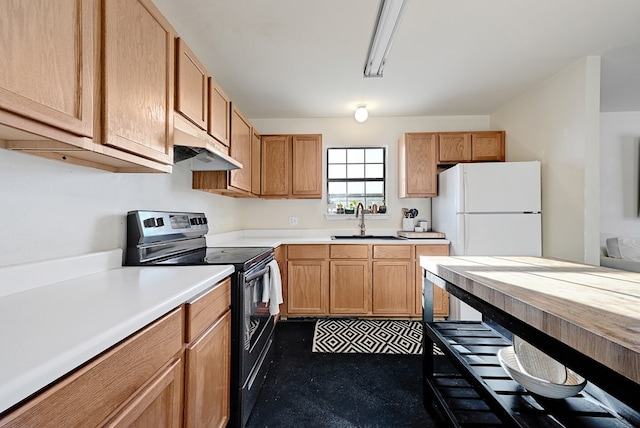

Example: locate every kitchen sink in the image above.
[331,235,406,240]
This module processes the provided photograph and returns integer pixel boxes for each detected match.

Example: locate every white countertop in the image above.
[0,249,234,414]
[206,229,450,248]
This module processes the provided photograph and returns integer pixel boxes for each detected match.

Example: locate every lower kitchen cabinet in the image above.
[0,308,184,428]
[330,260,370,315]
[284,243,450,319]
[287,245,329,315]
[102,358,183,427]
[372,261,414,315]
[372,245,414,316]
[184,278,231,428]
[329,245,370,315]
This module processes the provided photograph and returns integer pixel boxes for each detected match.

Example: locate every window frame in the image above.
[326,146,387,213]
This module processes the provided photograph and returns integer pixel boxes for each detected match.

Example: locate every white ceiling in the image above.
[153,0,640,119]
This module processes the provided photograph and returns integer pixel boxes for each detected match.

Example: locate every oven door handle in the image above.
[245,266,270,283]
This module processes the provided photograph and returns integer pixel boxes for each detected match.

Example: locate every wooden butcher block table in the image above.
[420,256,640,425]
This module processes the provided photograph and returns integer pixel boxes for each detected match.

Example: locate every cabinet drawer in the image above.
[373,245,413,259]
[185,277,231,342]
[415,245,449,257]
[287,245,328,259]
[330,245,368,259]
[0,308,183,428]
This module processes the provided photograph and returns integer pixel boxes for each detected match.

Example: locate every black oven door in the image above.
[242,262,274,382]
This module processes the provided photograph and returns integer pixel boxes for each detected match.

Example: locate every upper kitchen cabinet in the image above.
[0,0,174,172]
[100,0,175,165]
[261,135,290,197]
[398,133,438,198]
[261,134,322,199]
[292,135,322,198]
[175,38,208,130]
[208,77,231,147]
[438,131,505,164]
[0,0,94,137]
[192,105,257,198]
[229,105,252,192]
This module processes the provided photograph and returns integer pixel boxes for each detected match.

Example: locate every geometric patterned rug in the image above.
[312,318,443,355]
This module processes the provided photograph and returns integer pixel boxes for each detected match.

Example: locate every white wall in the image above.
[600,111,640,247]
[490,57,601,264]
[0,149,244,267]
[248,115,491,231]
[0,115,489,267]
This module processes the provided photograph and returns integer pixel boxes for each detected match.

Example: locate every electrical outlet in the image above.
[288,216,298,226]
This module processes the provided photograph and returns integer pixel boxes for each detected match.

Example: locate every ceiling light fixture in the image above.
[363,0,408,78]
[354,105,369,122]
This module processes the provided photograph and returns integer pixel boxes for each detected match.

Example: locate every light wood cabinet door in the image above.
[291,135,322,198]
[373,245,413,260]
[102,0,174,165]
[184,311,231,428]
[330,260,370,315]
[229,105,252,192]
[102,358,183,428]
[438,132,471,164]
[471,131,505,161]
[261,135,290,197]
[208,77,231,146]
[0,0,94,137]
[175,38,208,130]
[398,133,438,198]
[372,261,414,315]
[287,260,328,315]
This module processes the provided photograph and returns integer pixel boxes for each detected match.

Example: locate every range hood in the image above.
[172,114,242,171]
[173,145,242,171]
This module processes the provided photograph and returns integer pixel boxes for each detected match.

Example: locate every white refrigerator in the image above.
[431,161,542,320]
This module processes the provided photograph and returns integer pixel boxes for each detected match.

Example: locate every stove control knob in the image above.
[156,217,164,227]
[190,218,198,225]
[202,217,208,224]
[143,218,156,228]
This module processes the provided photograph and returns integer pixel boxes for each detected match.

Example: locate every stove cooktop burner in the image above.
[203,247,272,264]
[152,246,273,271]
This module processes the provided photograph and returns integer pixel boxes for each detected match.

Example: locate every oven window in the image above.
[244,272,270,351]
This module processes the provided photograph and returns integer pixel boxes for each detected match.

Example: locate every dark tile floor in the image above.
[246,320,450,428]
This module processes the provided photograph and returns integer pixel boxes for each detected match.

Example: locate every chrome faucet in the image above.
[355,203,366,236]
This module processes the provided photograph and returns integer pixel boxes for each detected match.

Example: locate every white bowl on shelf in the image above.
[497,346,587,399]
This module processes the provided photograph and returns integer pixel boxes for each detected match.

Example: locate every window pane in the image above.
[328,149,346,164]
[347,149,365,163]
[348,181,365,195]
[366,148,384,163]
[365,164,383,178]
[328,164,346,179]
[347,164,364,178]
[366,181,384,195]
[328,182,346,195]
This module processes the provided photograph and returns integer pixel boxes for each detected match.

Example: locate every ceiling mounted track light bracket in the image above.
[363,0,408,78]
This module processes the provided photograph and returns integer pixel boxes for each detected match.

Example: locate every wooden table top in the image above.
[420,256,640,385]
